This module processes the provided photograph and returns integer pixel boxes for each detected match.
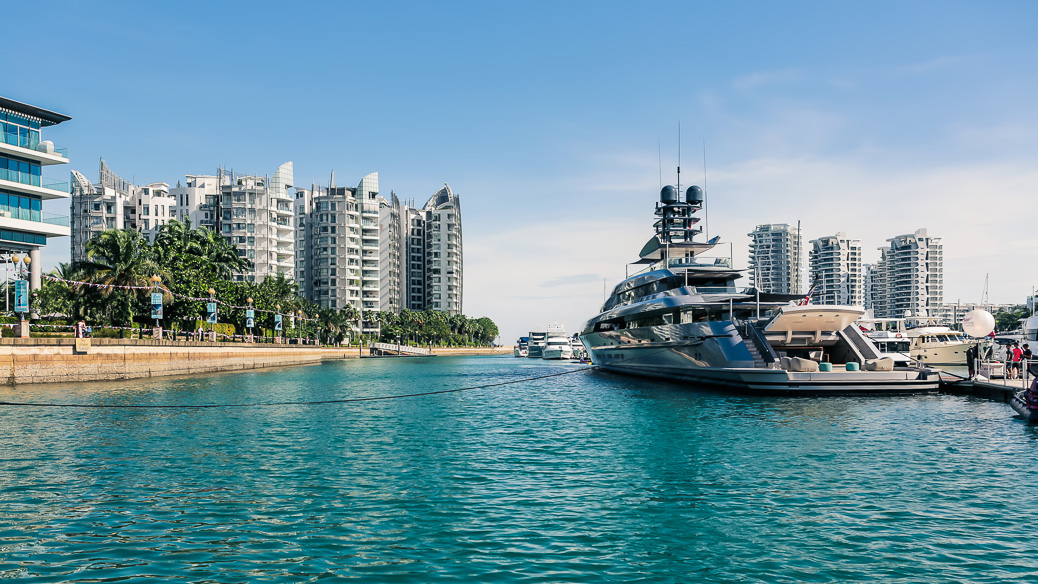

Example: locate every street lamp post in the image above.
[12,254,28,338]
[297,310,304,345]
[274,303,281,344]
[246,297,254,343]
[150,275,162,340]
[208,287,217,342]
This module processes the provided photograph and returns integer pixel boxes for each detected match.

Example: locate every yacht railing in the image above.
[628,255,733,278]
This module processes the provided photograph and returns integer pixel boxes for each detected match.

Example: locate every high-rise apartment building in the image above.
[70,159,175,262]
[748,223,802,295]
[168,162,294,283]
[295,172,385,334]
[296,175,464,320]
[0,96,72,292]
[865,228,943,320]
[808,232,862,306]
[419,184,463,314]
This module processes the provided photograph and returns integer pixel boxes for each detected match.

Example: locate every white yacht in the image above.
[569,335,587,360]
[862,330,913,367]
[904,323,973,365]
[578,183,941,395]
[542,331,574,360]
[527,331,547,358]
[514,337,529,357]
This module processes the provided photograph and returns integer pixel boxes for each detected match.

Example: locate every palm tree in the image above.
[195,226,252,278]
[78,229,162,326]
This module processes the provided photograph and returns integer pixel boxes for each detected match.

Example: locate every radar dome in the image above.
[686,185,704,204]
[660,185,678,204]
[962,309,995,338]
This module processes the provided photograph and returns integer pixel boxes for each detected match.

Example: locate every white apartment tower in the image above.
[808,232,862,306]
[748,223,802,295]
[865,228,944,320]
[71,159,175,262]
[0,96,72,294]
[295,172,386,333]
[168,162,294,282]
[296,175,464,318]
[421,184,463,314]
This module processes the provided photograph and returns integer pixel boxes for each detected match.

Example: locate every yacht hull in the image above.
[911,342,970,366]
[582,322,940,396]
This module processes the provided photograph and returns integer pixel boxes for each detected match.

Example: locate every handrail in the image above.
[743,321,778,364]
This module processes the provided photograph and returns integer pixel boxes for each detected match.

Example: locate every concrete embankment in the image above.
[0,338,357,385]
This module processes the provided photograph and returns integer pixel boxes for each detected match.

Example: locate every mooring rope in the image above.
[0,366,594,410]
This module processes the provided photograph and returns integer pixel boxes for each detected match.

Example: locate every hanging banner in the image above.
[207,302,217,324]
[274,314,282,331]
[13,280,28,313]
[151,292,163,319]
[246,308,255,329]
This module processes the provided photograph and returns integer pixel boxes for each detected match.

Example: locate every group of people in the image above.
[965,341,1032,379]
[1006,342,1032,379]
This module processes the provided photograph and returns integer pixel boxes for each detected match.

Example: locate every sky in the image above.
[9,0,1038,342]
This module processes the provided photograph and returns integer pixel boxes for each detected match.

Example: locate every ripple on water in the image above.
[1,358,1038,582]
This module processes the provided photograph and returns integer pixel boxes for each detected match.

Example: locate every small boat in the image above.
[1010,379,1038,422]
[514,337,529,357]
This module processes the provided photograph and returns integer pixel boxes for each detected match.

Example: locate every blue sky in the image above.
[11,1,1038,341]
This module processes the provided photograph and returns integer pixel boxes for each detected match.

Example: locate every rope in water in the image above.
[0,366,594,410]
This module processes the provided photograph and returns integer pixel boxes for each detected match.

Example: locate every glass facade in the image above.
[0,190,42,221]
[0,153,41,186]
[0,112,41,150]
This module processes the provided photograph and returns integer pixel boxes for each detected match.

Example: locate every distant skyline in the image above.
[12,0,1038,342]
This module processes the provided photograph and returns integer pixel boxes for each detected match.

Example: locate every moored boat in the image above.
[527,331,547,358]
[514,336,529,357]
[1010,378,1038,422]
[579,182,941,396]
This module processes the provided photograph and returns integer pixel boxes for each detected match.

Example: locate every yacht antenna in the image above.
[676,123,681,196]
[658,139,663,191]
[702,140,709,240]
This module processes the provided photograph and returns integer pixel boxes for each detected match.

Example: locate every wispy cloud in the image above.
[732,69,806,90]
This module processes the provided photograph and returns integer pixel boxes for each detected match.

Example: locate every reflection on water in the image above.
[2,357,1038,583]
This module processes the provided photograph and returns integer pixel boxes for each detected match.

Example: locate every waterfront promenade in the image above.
[0,339,512,385]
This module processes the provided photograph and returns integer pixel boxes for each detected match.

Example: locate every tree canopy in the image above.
[33,223,498,345]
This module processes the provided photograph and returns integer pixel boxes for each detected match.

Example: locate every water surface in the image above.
[2,356,1037,582]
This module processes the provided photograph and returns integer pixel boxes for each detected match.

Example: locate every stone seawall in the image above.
[0,339,357,385]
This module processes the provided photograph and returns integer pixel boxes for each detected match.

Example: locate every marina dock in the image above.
[938,372,1033,403]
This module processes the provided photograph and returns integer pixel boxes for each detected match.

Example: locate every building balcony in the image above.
[0,171,69,200]
[0,211,71,238]
[0,134,68,166]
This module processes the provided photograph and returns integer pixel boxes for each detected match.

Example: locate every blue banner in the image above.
[13,280,27,313]
[274,314,282,331]
[151,292,163,319]
[206,302,217,324]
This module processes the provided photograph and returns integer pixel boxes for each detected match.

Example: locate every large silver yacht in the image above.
[579,183,941,395]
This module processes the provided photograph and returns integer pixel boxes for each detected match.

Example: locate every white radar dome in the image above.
[962,309,995,338]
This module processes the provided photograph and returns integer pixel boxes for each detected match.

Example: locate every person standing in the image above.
[1010,342,1023,379]
[965,344,977,378]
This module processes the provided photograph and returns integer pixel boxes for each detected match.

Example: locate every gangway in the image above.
[370,342,432,357]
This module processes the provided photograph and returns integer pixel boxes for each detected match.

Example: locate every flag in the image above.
[798,279,820,306]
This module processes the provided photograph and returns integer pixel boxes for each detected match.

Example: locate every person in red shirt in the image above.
[1010,342,1023,379]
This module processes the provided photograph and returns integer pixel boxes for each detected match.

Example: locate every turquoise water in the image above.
[2,356,1038,582]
